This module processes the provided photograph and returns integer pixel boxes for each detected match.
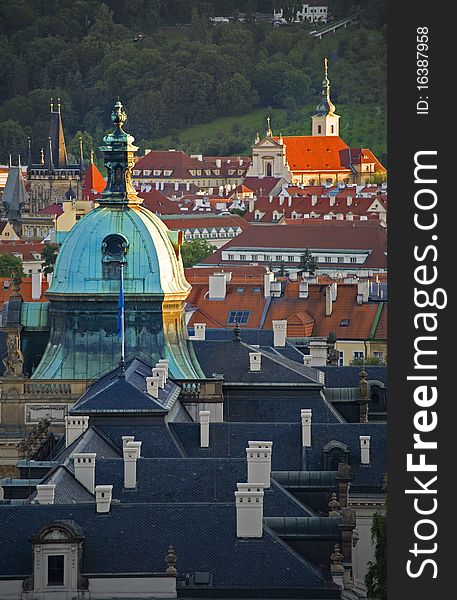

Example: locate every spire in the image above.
[27,137,32,172]
[98,99,142,207]
[266,115,272,137]
[40,148,45,165]
[79,137,85,174]
[48,98,68,169]
[46,137,54,172]
[315,57,336,116]
[90,148,94,164]
[2,164,28,219]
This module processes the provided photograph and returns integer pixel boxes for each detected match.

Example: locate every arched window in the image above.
[318,125,322,134]
[265,163,272,177]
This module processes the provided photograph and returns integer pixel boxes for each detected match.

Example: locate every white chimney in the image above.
[216,159,221,168]
[157,359,169,379]
[123,441,142,489]
[65,416,89,447]
[301,409,312,447]
[122,435,135,448]
[270,281,281,297]
[31,272,42,300]
[199,410,210,448]
[194,323,206,341]
[299,280,309,299]
[309,339,328,367]
[272,320,287,347]
[146,375,160,398]
[331,281,338,301]
[311,195,318,206]
[208,273,227,300]
[357,280,370,303]
[249,352,261,372]
[46,272,53,286]
[325,285,333,316]
[73,453,96,493]
[246,444,272,488]
[152,367,166,389]
[95,485,113,513]
[289,271,297,281]
[36,484,55,505]
[347,196,353,206]
[264,271,274,298]
[360,436,371,465]
[235,483,264,538]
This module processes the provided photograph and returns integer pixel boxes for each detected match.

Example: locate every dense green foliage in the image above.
[42,243,59,275]
[0,0,386,164]
[298,249,317,275]
[181,239,217,268]
[0,254,25,278]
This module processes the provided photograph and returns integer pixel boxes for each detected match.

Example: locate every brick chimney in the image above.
[36,484,55,505]
[272,320,287,347]
[95,485,113,513]
[235,483,264,538]
[246,442,272,488]
[73,453,96,494]
[65,416,89,447]
[199,410,210,448]
[301,409,312,447]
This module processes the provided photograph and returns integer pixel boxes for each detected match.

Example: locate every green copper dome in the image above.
[48,206,190,297]
[30,100,203,381]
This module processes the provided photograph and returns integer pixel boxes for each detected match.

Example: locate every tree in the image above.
[181,239,217,268]
[350,356,385,366]
[0,253,24,278]
[277,262,288,277]
[298,248,317,274]
[42,243,59,275]
[365,476,387,600]
[229,208,246,217]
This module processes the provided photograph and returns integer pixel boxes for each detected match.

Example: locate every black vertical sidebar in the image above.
[389,0,452,597]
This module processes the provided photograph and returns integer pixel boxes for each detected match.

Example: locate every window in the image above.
[265,163,272,177]
[253,287,261,293]
[350,257,357,263]
[325,256,332,263]
[318,125,322,134]
[288,255,294,262]
[239,254,246,260]
[48,555,64,586]
[228,254,234,260]
[251,254,258,261]
[227,310,251,324]
[275,255,282,261]
[353,351,364,360]
[331,125,334,133]
[236,287,245,293]
[374,351,384,360]
[338,351,344,366]
[337,257,344,263]
[264,255,271,261]
[340,319,350,327]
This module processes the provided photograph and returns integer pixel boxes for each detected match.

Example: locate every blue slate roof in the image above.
[319,366,387,388]
[53,426,121,462]
[96,424,183,458]
[193,340,321,385]
[0,503,338,594]
[70,358,180,415]
[225,394,342,424]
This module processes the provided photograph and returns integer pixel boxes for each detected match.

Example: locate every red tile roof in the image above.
[162,214,250,231]
[139,190,183,215]
[37,203,64,216]
[0,241,45,261]
[0,277,49,306]
[201,221,387,269]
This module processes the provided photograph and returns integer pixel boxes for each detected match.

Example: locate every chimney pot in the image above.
[199,410,210,448]
[146,375,160,397]
[301,409,312,447]
[249,352,262,372]
[235,483,264,538]
[31,271,42,300]
[152,367,166,389]
[65,416,89,447]
[325,285,333,316]
[95,485,113,513]
[360,435,371,464]
[194,323,206,341]
[208,273,227,300]
[246,445,272,488]
[73,453,96,493]
[272,320,287,347]
[36,484,55,505]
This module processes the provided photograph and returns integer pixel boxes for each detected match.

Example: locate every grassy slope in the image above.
[150,104,387,162]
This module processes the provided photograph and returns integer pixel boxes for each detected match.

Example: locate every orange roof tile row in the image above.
[0,277,49,305]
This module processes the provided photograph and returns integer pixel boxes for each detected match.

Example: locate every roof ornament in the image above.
[57,97,61,114]
[328,492,341,516]
[315,57,336,117]
[111,98,128,132]
[40,148,45,165]
[50,97,54,113]
[90,148,94,164]
[255,131,260,144]
[266,115,273,137]
[330,544,344,575]
[165,545,177,575]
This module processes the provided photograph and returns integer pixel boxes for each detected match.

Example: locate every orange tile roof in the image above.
[82,163,106,201]
[274,136,353,173]
[162,214,250,231]
[0,277,49,306]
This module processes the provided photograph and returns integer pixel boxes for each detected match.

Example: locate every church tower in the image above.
[311,58,340,137]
